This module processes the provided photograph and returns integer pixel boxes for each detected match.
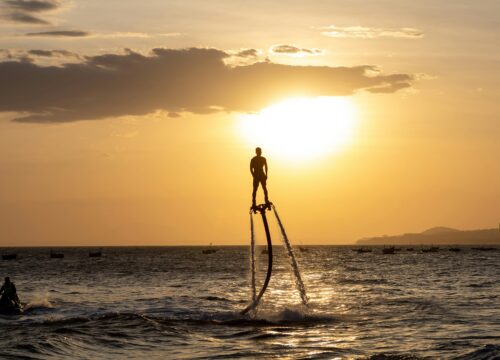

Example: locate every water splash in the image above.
[272,205,309,306]
[24,293,54,311]
[249,212,257,304]
[252,306,338,324]
[244,211,258,316]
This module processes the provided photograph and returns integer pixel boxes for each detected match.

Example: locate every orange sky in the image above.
[0,1,498,246]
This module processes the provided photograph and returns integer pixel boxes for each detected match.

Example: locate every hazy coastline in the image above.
[357,226,500,245]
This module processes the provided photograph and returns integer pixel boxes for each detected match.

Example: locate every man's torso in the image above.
[251,156,266,178]
[1,283,15,296]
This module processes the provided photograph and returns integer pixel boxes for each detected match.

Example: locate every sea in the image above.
[0,245,498,359]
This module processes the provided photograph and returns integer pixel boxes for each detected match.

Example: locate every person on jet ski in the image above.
[0,277,20,308]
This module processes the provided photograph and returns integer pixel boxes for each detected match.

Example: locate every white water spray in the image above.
[243,203,307,315]
[272,205,309,306]
[249,212,257,304]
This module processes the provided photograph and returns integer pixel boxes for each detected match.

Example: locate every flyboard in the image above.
[240,202,308,315]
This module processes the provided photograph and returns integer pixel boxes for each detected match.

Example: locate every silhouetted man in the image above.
[250,147,269,207]
[0,277,20,308]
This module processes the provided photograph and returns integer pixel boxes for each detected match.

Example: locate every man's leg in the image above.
[261,178,269,203]
[252,177,259,206]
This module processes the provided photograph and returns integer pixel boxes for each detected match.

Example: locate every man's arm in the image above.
[250,159,254,176]
[264,158,268,177]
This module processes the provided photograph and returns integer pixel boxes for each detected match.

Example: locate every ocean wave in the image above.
[1,246,497,359]
[379,297,450,313]
[368,354,424,360]
[466,281,497,288]
[199,295,232,302]
[337,278,388,285]
[24,299,54,313]
[249,306,339,325]
[454,344,500,360]
[4,306,339,330]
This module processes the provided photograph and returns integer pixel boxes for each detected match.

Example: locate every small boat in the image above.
[89,251,102,258]
[202,249,217,254]
[356,248,372,253]
[2,254,17,261]
[449,247,461,252]
[422,246,439,253]
[299,246,309,252]
[406,248,415,251]
[202,243,217,254]
[261,248,269,255]
[50,251,64,259]
[382,247,395,254]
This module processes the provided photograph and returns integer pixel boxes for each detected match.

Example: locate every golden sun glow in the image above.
[237,97,357,162]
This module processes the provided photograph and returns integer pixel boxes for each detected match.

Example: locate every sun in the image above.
[237,97,357,162]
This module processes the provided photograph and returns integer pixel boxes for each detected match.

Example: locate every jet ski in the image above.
[0,298,23,315]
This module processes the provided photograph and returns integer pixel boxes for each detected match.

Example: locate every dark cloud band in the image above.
[5,0,60,12]
[271,44,323,56]
[0,47,413,123]
[5,11,49,24]
[27,49,80,58]
[25,30,90,37]
[2,0,60,24]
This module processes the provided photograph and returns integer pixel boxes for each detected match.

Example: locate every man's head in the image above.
[4,277,10,284]
[255,147,262,156]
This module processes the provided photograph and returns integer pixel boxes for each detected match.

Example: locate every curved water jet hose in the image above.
[240,204,273,315]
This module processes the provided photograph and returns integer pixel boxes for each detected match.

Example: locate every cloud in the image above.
[5,11,49,24]
[367,82,412,93]
[321,26,423,39]
[234,49,260,58]
[20,31,180,39]
[0,49,14,59]
[0,48,33,62]
[225,48,262,66]
[2,0,61,25]
[25,30,89,37]
[270,44,324,57]
[27,49,80,58]
[0,47,414,123]
[92,32,179,39]
[5,0,60,12]
[1,48,81,63]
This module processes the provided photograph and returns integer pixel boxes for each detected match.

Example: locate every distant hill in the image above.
[421,226,459,235]
[357,227,500,245]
